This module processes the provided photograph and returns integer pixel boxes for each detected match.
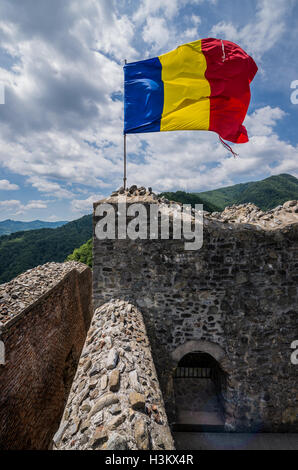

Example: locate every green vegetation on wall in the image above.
[66,238,92,268]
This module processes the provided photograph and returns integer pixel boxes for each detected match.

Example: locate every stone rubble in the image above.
[54,299,175,450]
[102,186,200,223]
[0,261,86,325]
[209,200,298,230]
[100,185,298,230]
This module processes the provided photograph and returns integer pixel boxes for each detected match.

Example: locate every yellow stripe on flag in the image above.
[159,39,210,132]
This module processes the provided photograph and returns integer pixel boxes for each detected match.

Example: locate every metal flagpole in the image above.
[123,133,127,190]
[123,59,127,190]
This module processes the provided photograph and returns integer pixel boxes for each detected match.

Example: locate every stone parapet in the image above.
[54,299,175,450]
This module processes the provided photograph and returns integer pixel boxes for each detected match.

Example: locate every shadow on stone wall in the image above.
[0,263,92,450]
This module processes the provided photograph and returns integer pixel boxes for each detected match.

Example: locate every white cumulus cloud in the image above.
[0,179,19,190]
[0,199,47,216]
[211,0,293,60]
[71,194,104,214]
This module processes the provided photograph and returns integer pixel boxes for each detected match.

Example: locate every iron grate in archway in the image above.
[174,366,212,378]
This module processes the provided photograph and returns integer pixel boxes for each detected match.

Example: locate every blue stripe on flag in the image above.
[124,57,163,134]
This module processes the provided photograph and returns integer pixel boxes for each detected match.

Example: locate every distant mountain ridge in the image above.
[0,214,92,284]
[158,191,220,213]
[197,174,298,211]
[0,219,68,236]
[1,173,297,284]
[67,173,298,269]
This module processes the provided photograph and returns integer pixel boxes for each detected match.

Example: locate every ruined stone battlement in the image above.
[0,188,297,450]
[96,185,298,231]
[91,188,298,435]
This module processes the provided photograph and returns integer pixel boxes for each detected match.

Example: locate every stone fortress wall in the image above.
[0,262,92,450]
[90,188,298,433]
[0,186,297,450]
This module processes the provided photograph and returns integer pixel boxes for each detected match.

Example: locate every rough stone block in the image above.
[129,392,145,411]
[106,349,119,370]
[91,426,108,448]
[109,369,120,392]
[89,393,119,418]
[134,418,149,450]
[106,432,127,450]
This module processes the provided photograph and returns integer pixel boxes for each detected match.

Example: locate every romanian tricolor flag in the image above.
[124,38,258,144]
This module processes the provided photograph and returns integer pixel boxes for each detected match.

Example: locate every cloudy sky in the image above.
[0,0,297,221]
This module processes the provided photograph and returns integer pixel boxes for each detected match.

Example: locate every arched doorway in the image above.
[172,341,228,431]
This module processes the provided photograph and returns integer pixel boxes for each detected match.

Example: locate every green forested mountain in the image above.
[158,191,221,213]
[0,215,92,284]
[1,174,297,282]
[0,219,67,236]
[197,174,298,211]
[66,238,93,268]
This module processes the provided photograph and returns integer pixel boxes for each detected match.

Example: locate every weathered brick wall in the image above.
[92,197,298,432]
[0,263,92,450]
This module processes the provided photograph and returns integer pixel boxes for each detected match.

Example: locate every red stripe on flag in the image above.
[201,38,258,144]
